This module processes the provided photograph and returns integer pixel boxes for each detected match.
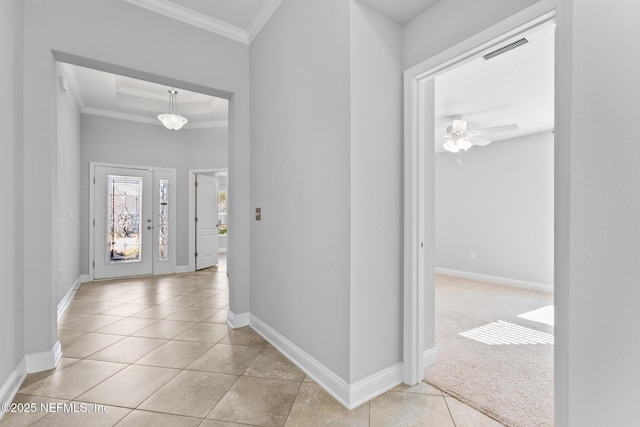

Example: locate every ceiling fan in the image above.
[442,119,518,163]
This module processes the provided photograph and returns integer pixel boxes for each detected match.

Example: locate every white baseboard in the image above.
[424,347,437,368]
[250,314,402,410]
[227,311,250,328]
[80,274,90,283]
[175,265,190,273]
[25,341,61,374]
[57,276,83,321]
[0,359,27,421]
[435,267,554,294]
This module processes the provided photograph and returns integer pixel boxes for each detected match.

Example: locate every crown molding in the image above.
[83,106,227,129]
[247,0,282,43]
[123,0,249,44]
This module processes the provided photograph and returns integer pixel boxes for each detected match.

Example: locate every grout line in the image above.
[443,394,458,427]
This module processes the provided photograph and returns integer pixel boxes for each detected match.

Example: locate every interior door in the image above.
[195,174,219,270]
[94,166,153,279]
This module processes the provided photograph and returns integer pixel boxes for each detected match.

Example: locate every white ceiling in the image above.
[357,0,441,24]
[434,23,555,152]
[61,63,228,129]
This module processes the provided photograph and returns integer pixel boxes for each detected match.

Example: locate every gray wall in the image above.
[349,1,403,382]
[80,115,227,269]
[250,0,352,381]
[21,0,250,364]
[435,131,554,286]
[0,0,24,403]
[403,0,541,69]
[56,64,82,305]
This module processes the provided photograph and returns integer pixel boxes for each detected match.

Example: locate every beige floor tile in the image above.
[0,394,67,426]
[92,292,148,303]
[200,421,254,427]
[77,365,179,408]
[370,391,455,427]
[167,307,219,322]
[115,410,202,427]
[129,294,179,305]
[58,312,92,326]
[86,337,169,364]
[139,370,237,418]
[285,382,368,426]
[445,396,506,427]
[64,301,123,315]
[132,320,197,339]
[57,331,86,346]
[93,317,159,336]
[204,310,228,324]
[174,322,230,343]
[184,288,223,298]
[58,315,124,333]
[135,340,212,369]
[99,303,155,317]
[218,327,266,347]
[162,296,203,307]
[31,403,130,426]
[188,344,262,375]
[208,376,301,427]
[192,298,229,309]
[131,305,185,319]
[19,360,127,400]
[61,333,125,359]
[393,381,443,396]
[244,349,305,381]
[19,358,80,390]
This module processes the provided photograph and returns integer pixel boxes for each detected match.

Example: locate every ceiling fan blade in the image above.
[469,124,519,136]
[468,136,492,146]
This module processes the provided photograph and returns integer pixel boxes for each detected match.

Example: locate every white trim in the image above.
[226,311,250,328]
[123,0,249,44]
[403,0,558,387]
[250,315,402,410]
[175,265,189,274]
[0,359,27,421]
[80,274,91,283]
[246,0,283,43]
[423,347,437,367]
[57,276,82,321]
[25,341,61,374]
[435,268,554,294]
[83,107,228,129]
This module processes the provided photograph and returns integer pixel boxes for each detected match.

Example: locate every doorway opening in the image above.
[402,5,557,424]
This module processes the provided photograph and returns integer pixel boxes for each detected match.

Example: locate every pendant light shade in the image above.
[158,89,188,130]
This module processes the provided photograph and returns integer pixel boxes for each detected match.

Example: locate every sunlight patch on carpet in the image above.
[517,305,554,326]
[460,320,554,345]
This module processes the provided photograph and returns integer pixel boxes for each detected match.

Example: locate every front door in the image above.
[94,166,154,279]
[195,174,219,270]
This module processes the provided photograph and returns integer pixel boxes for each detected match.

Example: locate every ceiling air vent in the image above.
[483,38,529,60]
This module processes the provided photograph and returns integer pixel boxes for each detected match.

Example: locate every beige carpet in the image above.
[425,275,554,427]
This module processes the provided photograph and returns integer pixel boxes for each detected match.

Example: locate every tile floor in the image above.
[2,258,502,426]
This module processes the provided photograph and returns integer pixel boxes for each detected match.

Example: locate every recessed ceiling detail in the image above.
[61,63,228,129]
[122,0,283,44]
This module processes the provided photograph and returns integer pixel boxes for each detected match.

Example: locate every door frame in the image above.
[188,168,228,272]
[402,0,558,384]
[89,162,177,280]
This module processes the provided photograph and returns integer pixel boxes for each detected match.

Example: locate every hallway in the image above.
[3,265,499,426]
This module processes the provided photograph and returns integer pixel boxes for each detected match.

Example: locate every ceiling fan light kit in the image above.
[441,118,518,164]
[158,89,188,130]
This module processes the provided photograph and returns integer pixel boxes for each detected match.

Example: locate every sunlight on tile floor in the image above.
[1,259,503,426]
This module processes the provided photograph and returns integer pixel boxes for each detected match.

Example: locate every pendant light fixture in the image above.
[158,88,188,130]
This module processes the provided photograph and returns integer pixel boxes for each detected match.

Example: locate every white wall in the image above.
[250,0,352,381]
[22,0,250,367]
[435,131,554,286]
[56,65,82,305]
[403,0,540,69]
[80,115,227,268]
[349,1,403,382]
[0,0,24,409]
[556,0,640,424]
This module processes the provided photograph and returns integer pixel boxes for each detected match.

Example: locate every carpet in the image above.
[425,274,554,427]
